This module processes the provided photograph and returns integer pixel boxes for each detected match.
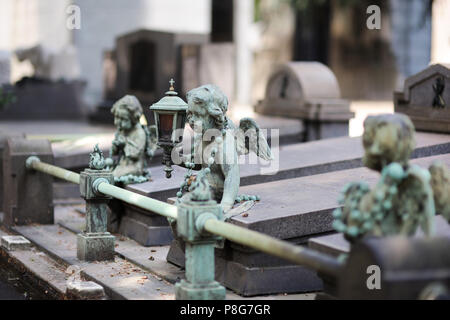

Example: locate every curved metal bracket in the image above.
[25,156,41,170]
[92,178,110,196]
[195,212,217,235]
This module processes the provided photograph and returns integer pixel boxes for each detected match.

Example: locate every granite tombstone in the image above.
[394,63,450,133]
[255,62,354,141]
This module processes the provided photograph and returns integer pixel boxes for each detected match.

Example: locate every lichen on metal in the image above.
[333,113,438,242]
[105,95,157,185]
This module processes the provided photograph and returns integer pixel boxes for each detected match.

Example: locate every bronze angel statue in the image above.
[174,84,273,213]
[105,95,158,184]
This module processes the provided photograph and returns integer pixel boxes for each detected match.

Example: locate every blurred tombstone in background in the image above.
[0,51,11,86]
[255,61,353,141]
[0,44,86,120]
[198,43,235,102]
[91,29,209,124]
[394,63,450,133]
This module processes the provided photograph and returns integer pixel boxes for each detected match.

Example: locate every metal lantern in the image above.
[150,79,188,178]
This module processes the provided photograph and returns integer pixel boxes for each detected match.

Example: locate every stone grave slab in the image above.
[1,235,31,251]
[167,154,450,296]
[12,223,175,299]
[3,245,69,299]
[13,206,314,299]
[66,280,105,300]
[0,80,87,120]
[122,133,450,247]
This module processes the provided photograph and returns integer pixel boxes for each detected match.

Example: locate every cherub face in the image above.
[186,99,216,133]
[362,123,397,171]
[363,121,414,172]
[114,108,133,132]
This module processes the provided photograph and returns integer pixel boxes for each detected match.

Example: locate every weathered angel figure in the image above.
[105,95,157,184]
[333,114,436,242]
[175,84,272,214]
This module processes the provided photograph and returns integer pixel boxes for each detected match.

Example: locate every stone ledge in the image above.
[1,235,32,251]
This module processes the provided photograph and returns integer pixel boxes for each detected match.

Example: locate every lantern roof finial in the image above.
[165,78,177,96]
[150,77,188,111]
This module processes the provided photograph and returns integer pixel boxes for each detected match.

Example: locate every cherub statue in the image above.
[333,114,436,242]
[105,95,157,184]
[174,84,272,214]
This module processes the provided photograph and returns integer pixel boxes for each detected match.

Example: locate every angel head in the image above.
[111,95,143,132]
[186,84,229,132]
[362,113,415,172]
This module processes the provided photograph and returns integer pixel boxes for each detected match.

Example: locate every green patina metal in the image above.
[77,146,115,261]
[174,84,270,214]
[150,79,188,179]
[26,155,345,298]
[106,95,157,185]
[175,174,226,300]
[333,113,438,242]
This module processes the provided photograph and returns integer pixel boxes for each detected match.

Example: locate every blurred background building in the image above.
[0,0,448,119]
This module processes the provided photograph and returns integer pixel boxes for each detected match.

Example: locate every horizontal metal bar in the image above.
[26,157,177,220]
[27,157,80,184]
[204,219,343,276]
[97,182,177,220]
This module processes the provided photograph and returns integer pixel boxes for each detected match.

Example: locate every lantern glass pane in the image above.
[158,113,174,141]
[174,112,187,143]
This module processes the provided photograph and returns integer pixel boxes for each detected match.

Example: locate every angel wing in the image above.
[429,161,450,221]
[400,165,436,237]
[235,117,273,160]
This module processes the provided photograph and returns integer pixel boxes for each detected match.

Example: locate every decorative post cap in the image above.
[89,144,106,170]
[187,172,212,202]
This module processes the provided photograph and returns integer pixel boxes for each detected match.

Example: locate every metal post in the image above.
[77,167,115,261]
[174,193,226,300]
